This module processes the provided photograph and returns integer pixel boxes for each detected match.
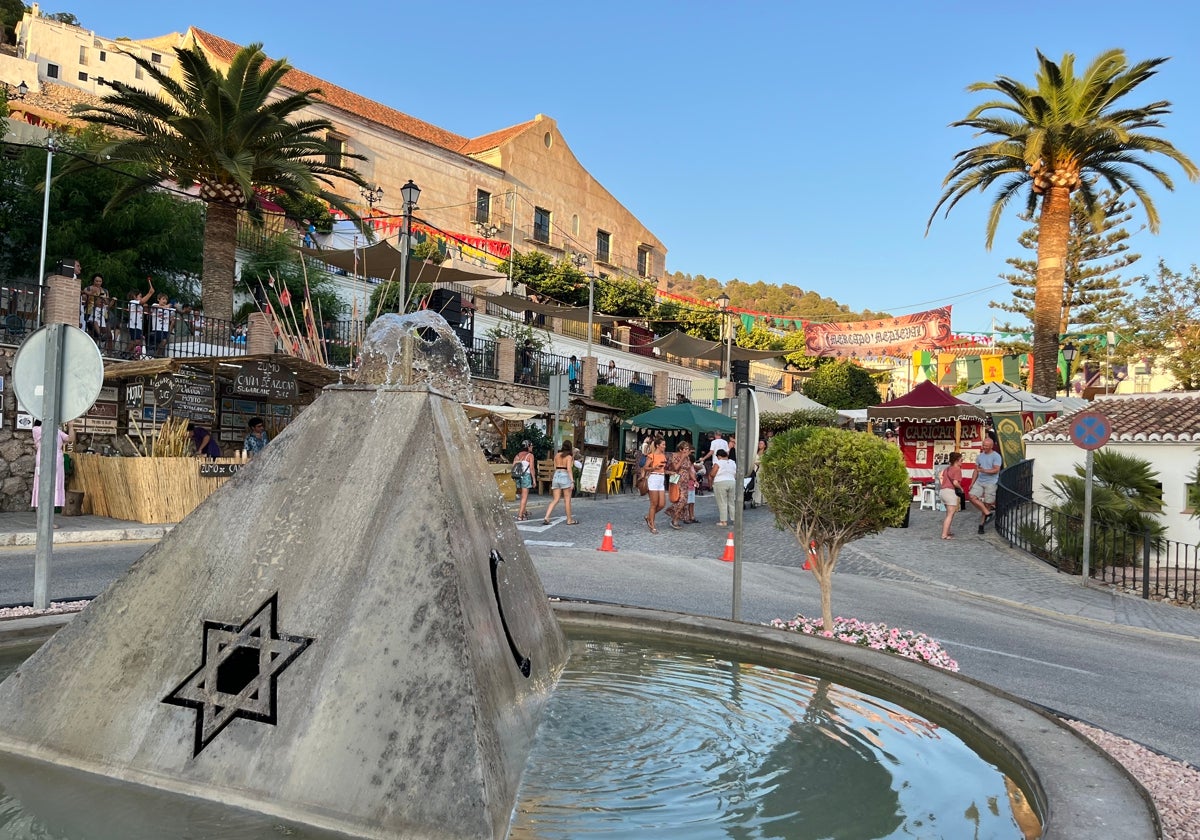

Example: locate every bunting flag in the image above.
[1002,356,1022,385]
[964,357,984,385]
[937,353,957,386]
[981,356,1004,383]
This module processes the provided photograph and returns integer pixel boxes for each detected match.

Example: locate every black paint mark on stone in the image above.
[489,551,531,678]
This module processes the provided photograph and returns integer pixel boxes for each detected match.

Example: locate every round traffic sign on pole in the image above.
[1069,410,1112,451]
[11,324,104,422]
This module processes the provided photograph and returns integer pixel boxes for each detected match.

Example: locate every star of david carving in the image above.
[163,593,313,757]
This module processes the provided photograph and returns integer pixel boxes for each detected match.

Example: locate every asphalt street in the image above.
[4,491,1198,766]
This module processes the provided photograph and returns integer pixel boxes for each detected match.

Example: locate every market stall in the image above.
[71,354,340,522]
[868,381,988,490]
[462,403,545,501]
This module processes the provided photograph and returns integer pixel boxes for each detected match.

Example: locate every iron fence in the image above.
[80,294,246,360]
[996,459,1198,606]
[467,337,498,380]
[0,279,43,340]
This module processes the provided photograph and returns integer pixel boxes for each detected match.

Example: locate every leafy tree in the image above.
[758,407,839,433]
[594,275,655,317]
[235,233,344,325]
[759,427,910,630]
[992,190,1139,340]
[502,423,553,462]
[590,384,655,419]
[929,49,1197,397]
[734,322,784,352]
[802,360,881,409]
[46,11,79,25]
[0,135,203,298]
[780,331,821,370]
[1130,261,1200,390]
[1046,450,1165,569]
[649,300,720,341]
[497,250,588,306]
[0,0,26,36]
[68,42,366,321]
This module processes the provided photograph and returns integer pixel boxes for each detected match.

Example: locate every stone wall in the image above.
[0,348,37,511]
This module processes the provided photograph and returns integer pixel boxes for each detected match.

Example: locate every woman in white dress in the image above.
[32,420,76,522]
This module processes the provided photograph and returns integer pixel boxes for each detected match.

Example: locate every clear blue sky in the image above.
[59,0,1200,332]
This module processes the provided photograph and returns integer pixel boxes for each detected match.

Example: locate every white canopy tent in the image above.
[767,392,828,412]
[959,382,1063,414]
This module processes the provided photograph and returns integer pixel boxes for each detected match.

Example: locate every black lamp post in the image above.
[398,179,420,313]
[1061,341,1077,391]
[2,81,29,100]
[360,183,384,210]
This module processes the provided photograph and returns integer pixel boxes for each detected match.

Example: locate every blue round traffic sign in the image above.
[1069,410,1111,451]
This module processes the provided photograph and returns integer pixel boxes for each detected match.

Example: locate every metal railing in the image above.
[0,279,43,337]
[466,337,498,380]
[996,459,1198,606]
[81,294,246,360]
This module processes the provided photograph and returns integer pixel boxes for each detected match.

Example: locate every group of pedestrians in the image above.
[512,439,580,526]
[937,436,1002,539]
[77,271,199,359]
[636,431,759,534]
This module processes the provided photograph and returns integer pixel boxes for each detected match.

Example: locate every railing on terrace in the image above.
[0,279,44,340]
[78,293,245,360]
[466,337,499,380]
[996,459,1198,607]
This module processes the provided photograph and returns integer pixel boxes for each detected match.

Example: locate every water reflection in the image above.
[510,639,1038,839]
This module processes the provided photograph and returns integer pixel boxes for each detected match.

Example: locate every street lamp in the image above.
[715,291,731,384]
[571,252,594,359]
[397,179,420,314]
[1061,341,1077,392]
[360,183,384,210]
[2,80,29,100]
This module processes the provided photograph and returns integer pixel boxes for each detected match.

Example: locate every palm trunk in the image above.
[1031,186,1073,397]
[201,202,239,322]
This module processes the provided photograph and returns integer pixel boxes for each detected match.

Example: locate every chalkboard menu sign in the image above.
[232,360,298,400]
[166,371,216,425]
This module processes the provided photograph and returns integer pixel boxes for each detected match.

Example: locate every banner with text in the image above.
[805,307,953,358]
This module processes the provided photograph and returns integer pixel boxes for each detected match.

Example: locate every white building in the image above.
[1024,392,1200,545]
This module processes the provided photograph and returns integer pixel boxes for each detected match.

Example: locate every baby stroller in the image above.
[742,470,758,508]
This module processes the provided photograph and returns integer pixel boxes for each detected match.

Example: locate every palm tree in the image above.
[928,50,1197,397]
[68,43,365,321]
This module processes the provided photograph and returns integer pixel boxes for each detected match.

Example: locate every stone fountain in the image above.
[0,312,567,839]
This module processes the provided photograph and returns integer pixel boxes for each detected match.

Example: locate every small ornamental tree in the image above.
[759,427,910,630]
[802,360,882,409]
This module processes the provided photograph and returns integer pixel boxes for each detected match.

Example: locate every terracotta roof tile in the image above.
[1026,392,1200,443]
[459,120,537,155]
[190,29,469,153]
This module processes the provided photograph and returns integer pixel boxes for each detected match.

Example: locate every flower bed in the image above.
[768,615,960,672]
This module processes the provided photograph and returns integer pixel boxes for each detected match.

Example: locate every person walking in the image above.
[939,452,967,540]
[709,448,737,527]
[512,440,535,521]
[542,440,578,525]
[665,441,695,529]
[31,420,75,527]
[642,437,668,533]
[971,437,1003,533]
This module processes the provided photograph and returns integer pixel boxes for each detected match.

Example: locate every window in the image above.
[99,50,107,62]
[134,64,144,80]
[475,189,491,225]
[151,52,162,64]
[79,46,88,65]
[571,214,580,235]
[78,71,88,82]
[324,134,345,168]
[46,63,60,79]
[532,207,551,243]
[637,246,652,278]
[1185,482,1198,515]
[596,230,611,264]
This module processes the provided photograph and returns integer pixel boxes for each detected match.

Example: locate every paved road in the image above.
[5,492,1199,765]
[0,541,159,606]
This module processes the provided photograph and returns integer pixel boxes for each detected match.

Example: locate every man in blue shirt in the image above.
[971,437,1003,534]
[243,417,270,457]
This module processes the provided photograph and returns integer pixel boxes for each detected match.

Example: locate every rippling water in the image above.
[510,638,1039,839]
[0,637,1038,839]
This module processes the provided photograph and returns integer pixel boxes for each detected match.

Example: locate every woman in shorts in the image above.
[542,440,578,525]
[642,437,667,534]
[939,452,966,540]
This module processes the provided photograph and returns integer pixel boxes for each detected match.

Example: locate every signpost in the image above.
[1069,410,1112,584]
[11,325,104,609]
[731,387,760,620]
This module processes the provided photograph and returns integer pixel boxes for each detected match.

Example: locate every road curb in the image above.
[0,526,172,546]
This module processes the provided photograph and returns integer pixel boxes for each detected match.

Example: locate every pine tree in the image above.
[991,189,1140,338]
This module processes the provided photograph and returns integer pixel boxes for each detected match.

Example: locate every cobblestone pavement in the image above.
[513,488,1200,639]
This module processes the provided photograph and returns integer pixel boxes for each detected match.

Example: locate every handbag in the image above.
[636,472,649,496]
[668,480,681,503]
[510,459,527,480]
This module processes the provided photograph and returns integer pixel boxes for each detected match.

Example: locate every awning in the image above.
[648,330,784,362]
[461,404,545,422]
[867,380,987,424]
[297,241,504,286]
[473,291,626,324]
[102,353,344,391]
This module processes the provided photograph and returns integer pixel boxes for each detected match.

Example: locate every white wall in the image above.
[1025,440,1199,545]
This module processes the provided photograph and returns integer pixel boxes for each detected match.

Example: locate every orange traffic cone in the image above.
[803,540,817,571]
[720,532,736,562]
[597,522,617,552]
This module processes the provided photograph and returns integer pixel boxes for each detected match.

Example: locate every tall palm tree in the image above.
[69,43,365,321]
[928,50,1196,396]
